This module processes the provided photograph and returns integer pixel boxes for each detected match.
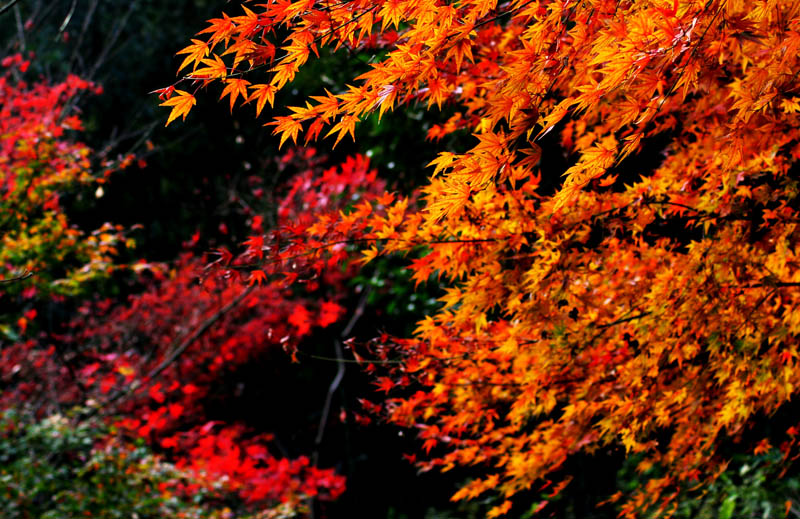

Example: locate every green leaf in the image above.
[719,495,737,519]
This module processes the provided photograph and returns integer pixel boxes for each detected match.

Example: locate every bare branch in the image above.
[0,271,33,285]
[0,0,22,18]
[88,284,255,417]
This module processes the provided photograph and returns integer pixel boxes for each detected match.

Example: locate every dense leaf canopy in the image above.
[163,0,800,515]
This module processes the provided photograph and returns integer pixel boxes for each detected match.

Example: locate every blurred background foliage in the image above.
[0,1,471,517]
[0,408,232,519]
[615,449,800,519]
[1,0,461,258]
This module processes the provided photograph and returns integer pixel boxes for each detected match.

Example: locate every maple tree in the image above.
[160,0,800,515]
[0,53,137,341]
[0,147,404,515]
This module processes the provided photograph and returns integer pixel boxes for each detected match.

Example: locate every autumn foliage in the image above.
[0,146,407,514]
[0,54,134,318]
[152,0,800,515]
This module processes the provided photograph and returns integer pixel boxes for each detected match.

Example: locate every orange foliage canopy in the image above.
[165,0,800,515]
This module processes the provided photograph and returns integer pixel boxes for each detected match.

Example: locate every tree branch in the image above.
[0,0,22,18]
[88,284,254,417]
[0,270,33,285]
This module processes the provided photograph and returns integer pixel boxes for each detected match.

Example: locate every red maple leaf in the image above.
[318,301,343,327]
[288,303,312,336]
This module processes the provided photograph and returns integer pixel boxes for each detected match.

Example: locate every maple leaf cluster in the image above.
[156,0,800,515]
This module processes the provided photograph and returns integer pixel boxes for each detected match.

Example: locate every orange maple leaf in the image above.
[160,90,196,126]
[326,114,359,148]
[247,84,276,117]
[176,39,210,72]
[220,78,251,112]
[268,116,303,148]
[190,54,228,79]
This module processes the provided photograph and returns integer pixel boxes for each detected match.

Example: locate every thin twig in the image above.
[56,0,77,36]
[0,0,22,18]
[312,284,371,464]
[68,0,99,70]
[596,312,651,330]
[308,284,371,517]
[313,339,346,462]
[88,284,254,417]
[0,271,33,284]
[87,0,137,80]
[13,3,25,51]
[341,284,370,337]
[296,349,406,364]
